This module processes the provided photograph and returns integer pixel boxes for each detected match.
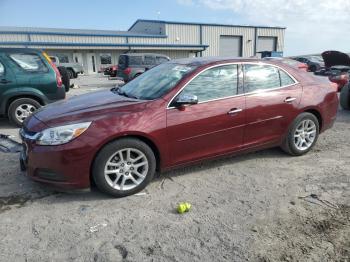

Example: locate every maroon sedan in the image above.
[20,58,338,197]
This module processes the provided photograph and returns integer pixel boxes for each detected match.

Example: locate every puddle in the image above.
[0,134,22,153]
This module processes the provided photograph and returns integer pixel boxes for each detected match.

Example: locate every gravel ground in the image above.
[0,74,349,261]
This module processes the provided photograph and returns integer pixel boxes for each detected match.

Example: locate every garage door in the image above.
[219,36,242,57]
[257,37,277,52]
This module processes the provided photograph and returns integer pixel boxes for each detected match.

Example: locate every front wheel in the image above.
[8,98,41,127]
[281,112,319,156]
[92,138,156,197]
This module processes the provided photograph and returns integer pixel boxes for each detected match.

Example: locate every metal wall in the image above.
[257,28,285,52]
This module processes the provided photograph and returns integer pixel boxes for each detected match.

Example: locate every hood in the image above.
[322,51,350,68]
[34,89,144,126]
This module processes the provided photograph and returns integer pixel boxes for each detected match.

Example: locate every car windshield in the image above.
[117,63,196,100]
[308,56,323,63]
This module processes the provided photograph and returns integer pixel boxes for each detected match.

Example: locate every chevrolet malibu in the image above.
[20,58,338,197]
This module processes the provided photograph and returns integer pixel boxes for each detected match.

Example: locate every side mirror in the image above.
[174,93,198,106]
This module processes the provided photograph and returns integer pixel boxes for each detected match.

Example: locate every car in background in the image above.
[0,48,66,126]
[104,65,118,77]
[20,57,338,197]
[321,51,350,92]
[293,56,324,72]
[263,57,308,71]
[50,56,84,79]
[117,53,170,82]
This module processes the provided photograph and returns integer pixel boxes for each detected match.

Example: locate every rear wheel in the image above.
[57,66,70,92]
[67,69,74,79]
[8,98,41,127]
[92,138,156,197]
[281,112,319,156]
[340,84,350,110]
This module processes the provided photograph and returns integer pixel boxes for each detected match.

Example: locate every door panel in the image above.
[243,64,302,147]
[0,56,17,108]
[244,85,302,146]
[167,96,245,165]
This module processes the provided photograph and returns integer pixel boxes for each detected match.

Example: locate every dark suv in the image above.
[0,48,65,126]
[117,53,170,82]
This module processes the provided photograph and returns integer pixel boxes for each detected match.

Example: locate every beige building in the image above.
[0,19,286,74]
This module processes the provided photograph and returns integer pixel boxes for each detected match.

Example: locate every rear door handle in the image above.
[0,79,11,84]
[228,108,243,115]
[284,97,296,103]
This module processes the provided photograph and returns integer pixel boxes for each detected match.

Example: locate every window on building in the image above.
[100,53,112,65]
[9,53,48,72]
[180,64,238,102]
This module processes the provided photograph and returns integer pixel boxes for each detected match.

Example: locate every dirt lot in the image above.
[0,74,349,262]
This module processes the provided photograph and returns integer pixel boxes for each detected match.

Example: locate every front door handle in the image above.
[0,79,11,84]
[284,97,296,103]
[228,108,243,115]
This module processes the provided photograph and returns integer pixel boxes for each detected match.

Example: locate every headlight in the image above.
[36,122,91,145]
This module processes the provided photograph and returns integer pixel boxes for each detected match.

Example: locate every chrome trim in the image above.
[166,61,299,109]
[228,108,243,114]
[284,97,297,103]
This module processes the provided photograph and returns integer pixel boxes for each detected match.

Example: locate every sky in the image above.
[0,0,349,56]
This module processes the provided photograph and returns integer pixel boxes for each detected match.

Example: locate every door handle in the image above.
[0,79,11,84]
[284,97,296,103]
[228,108,243,115]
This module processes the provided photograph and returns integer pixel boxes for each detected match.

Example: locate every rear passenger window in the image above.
[180,64,238,102]
[279,70,295,86]
[0,61,4,75]
[9,53,47,72]
[128,56,143,66]
[144,56,156,65]
[156,56,169,64]
[244,64,280,92]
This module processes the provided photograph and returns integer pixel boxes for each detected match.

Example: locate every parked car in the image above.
[321,50,350,92]
[293,56,324,72]
[20,57,338,197]
[104,65,118,77]
[263,57,308,71]
[50,56,84,79]
[0,48,66,126]
[117,53,170,82]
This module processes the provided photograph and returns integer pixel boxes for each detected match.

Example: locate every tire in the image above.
[340,84,350,110]
[92,138,156,197]
[308,65,316,72]
[281,112,319,156]
[8,98,41,127]
[67,69,74,79]
[57,66,70,92]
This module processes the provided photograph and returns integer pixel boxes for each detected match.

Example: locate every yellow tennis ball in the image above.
[177,203,187,214]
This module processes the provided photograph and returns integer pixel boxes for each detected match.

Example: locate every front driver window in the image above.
[179,64,238,102]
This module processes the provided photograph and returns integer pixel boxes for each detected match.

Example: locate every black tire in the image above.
[67,69,74,79]
[57,66,70,92]
[340,84,350,110]
[92,138,156,197]
[8,98,41,127]
[281,112,319,156]
[309,65,317,72]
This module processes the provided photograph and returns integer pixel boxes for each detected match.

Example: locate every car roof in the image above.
[169,56,268,67]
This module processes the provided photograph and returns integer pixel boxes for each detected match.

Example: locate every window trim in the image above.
[7,52,49,73]
[167,62,299,109]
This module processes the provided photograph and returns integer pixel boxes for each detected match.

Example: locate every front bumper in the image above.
[19,128,95,190]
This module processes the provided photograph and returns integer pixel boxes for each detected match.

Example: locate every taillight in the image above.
[42,52,63,88]
[298,63,308,71]
[112,65,118,71]
[123,67,131,75]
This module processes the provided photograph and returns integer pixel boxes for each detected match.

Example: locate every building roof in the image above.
[129,19,286,31]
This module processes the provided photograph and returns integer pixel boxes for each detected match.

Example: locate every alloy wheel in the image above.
[104,148,149,191]
[293,119,317,151]
[15,104,37,123]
